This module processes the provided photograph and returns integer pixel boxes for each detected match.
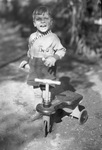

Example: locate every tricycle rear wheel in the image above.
[79,109,88,125]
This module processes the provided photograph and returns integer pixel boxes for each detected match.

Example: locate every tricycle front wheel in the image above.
[43,116,51,137]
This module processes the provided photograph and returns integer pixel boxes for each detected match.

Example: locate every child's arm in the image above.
[44,35,66,67]
[19,33,35,71]
[53,36,66,60]
[19,48,30,71]
[43,48,66,67]
[19,37,31,71]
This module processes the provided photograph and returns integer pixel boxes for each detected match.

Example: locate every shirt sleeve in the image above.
[28,33,36,49]
[27,33,36,58]
[53,34,66,59]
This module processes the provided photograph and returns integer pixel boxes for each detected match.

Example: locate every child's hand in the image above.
[44,56,56,67]
[19,60,27,69]
[19,60,30,72]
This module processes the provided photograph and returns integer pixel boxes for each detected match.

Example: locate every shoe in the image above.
[29,112,42,122]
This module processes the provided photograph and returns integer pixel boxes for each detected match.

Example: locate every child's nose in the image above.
[41,19,45,23]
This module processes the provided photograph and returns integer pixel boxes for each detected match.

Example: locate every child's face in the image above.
[33,13,52,33]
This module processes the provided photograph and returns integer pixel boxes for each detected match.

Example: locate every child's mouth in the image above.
[40,25,46,27]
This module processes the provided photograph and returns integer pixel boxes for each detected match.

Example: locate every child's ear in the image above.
[33,21,36,27]
[51,19,53,25]
[50,19,53,28]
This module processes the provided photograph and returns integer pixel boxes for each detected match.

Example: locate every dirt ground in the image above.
[0,19,102,150]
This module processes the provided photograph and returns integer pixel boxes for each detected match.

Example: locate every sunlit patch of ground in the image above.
[23,133,74,150]
[0,79,44,150]
[86,69,102,98]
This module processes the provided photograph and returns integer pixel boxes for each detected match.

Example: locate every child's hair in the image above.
[32,5,52,21]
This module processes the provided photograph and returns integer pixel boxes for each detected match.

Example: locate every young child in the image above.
[19,5,66,120]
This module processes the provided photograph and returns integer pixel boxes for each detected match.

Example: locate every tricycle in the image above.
[34,78,88,137]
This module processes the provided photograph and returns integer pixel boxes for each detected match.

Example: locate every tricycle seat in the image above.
[52,90,83,110]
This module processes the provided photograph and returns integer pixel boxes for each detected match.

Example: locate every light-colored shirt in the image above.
[27,30,66,86]
[28,31,66,60]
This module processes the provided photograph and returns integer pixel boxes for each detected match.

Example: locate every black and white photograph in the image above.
[0,0,102,150]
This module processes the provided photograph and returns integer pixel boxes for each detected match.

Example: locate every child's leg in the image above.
[30,86,52,121]
[30,87,43,121]
[33,87,43,108]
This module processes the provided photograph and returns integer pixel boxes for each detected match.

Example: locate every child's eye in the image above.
[36,18,41,21]
[44,17,49,20]
[35,17,50,22]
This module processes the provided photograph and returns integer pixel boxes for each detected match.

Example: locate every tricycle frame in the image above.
[35,78,88,137]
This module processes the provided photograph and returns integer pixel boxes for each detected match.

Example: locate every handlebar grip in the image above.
[35,78,61,85]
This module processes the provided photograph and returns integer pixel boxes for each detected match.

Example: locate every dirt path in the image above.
[0,20,102,150]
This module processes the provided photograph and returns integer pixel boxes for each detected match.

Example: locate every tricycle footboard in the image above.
[52,90,83,110]
[53,101,80,111]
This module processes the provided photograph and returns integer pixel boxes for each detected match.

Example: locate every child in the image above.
[19,5,66,120]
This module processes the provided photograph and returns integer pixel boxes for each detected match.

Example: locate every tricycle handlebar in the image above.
[35,78,61,85]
